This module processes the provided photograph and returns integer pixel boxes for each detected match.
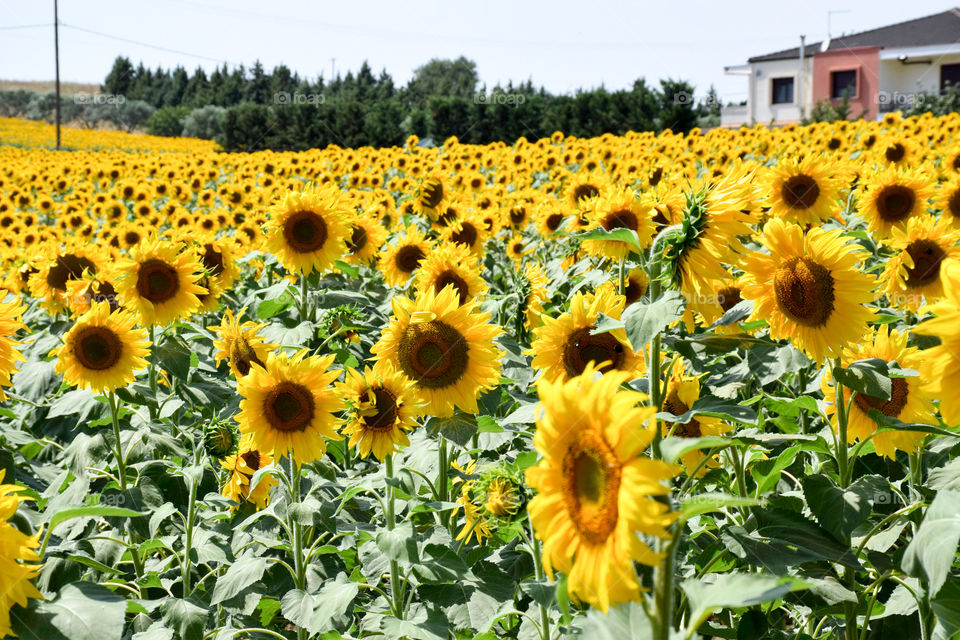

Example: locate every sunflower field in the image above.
[2,111,960,640]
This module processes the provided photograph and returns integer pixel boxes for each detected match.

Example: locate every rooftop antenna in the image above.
[828,9,851,38]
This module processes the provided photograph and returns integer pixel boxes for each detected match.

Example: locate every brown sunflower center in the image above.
[562,327,625,377]
[420,179,444,209]
[572,183,600,203]
[875,185,916,223]
[241,450,261,472]
[230,337,264,376]
[47,254,97,291]
[601,209,638,231]
[74,326,122,371]
[773,257,835,328]
[395,245,425,274]
[509,206,527,225]
[781,174,821,210]
[624,277,647,306]
[348,225,368,252]
[885,143,905,163]
[650,167,664,186]
[717,286,743,313]
[948,189,960,219]
[854,377,909,418]
[282,210,328,253]
[828,137,842,150]
[263,382,315,432]
[545,213,565,232]
[562,431,621,544]
[125,231,141,246]
[136,259,180,304]
[451,222,478,247]
[434,270,469,305]
[397,319,468,389]
[362,386,399,431]
[904,239,945,288]
[202,244,225,277]
[663,390,701,437]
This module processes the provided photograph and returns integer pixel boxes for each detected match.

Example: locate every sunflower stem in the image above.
[653,517,682,640]
[182,466,198,596]
[288,454,308,640]
[833,360,859,640]
[385,454,404,619]
[527,516,552,640]
[617,257,626,296]
[438,437,450,527]
[299,271,311,323]
[649,332,663,460]
[108,391,145,581]
[148,325,158,420]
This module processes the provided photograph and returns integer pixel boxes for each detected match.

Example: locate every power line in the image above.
[0,23,51,30]
[59,22,234,64]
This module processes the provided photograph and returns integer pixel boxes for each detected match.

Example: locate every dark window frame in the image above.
[771,76,795,104]
[941,63,960,91]
[830,69,858,100]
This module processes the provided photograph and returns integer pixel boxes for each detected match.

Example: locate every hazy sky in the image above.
[0,1,954,102]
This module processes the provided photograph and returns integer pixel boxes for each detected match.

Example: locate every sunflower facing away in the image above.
[371,284,502,417]
[821,326,934,459]
[881,214,960,311]
[527,288,644,381]
[0,300,26,401]
[455,464,525,544]
[116,238,207,326]
[857,167,934,239]
[741,218,876,362]
[264,185,351,275]
[236,350,344,465]
[661,359,732,475]
[765,155,847,226]
[0,469,44,638]
[913,258,960,426]
[220,442,277,510]
[336,360,421,461]
[53,301,150,393]
[526,365,676,611]
[209,307,279,378]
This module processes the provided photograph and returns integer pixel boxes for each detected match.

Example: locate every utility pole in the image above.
[54,0,61,149]
[799,35,806,120]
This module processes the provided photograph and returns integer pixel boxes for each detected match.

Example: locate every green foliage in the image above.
[146,106,190,137]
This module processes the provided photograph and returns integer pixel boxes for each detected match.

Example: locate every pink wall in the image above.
[812,46,880,120]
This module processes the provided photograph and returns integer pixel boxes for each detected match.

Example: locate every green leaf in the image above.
[257,289,295,319]
[659,436,731,463]
[501,402,542,425]
[681,492,759,519]
[834,358,891,400]
[657,395,756,426]
[425,412,478,447]
[622,290,686,351]
[929,459,960,492]
[576,227,643,254]
[590,312,625,335]
[902,490,960,596]
[211,554,268,604]
[710,299,753,327]
[930,578,960,639]
[414,543,469,584]
[46,505,147,529]
[160,597,208,640]
[751,444,801,495]
[802,474,888,542]
[577,600,655,640]
[280,575,359,636]
[376,520,419,563]
[476,415,503,433]
[154,334,192,380]
[682,573,808,632]
[12,582,126,640]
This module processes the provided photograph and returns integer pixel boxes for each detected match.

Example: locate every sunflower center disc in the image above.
[125,231,141,245]
[395,245,426,274]
[716,286,743,313]
[782,175,821,209]
[773,257,836,328]
[420,180,444,208]
[949,190,960,219]
[48,254,97,291]
[348,225,368,252]
[137,258,180,304]
[362,386,399,431]
[885,143,905,163]
[562,432,620,544]
[602,209,639,231]
[434,271,469,305]
[573,183,599,203]
[264,382,315,432]
[283,210,328,253]
[545,213,565,232]
[854,377,909,417]
[241,450,261,472]
[904,239,945,288]
[230,337,264,376]
[452,222,478,247]
[398,319,468,389]
[75,326,123,371]
[510,206,526,224]
[562,327,625,377]
[624,278,646,306]
[876,185,915,222]
[663,390,701,437]
[202,244,225,277]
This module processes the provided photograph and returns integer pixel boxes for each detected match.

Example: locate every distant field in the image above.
[0,79,100,94]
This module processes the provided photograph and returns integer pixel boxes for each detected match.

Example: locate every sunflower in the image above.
[264,185,351,275]
[741,218,876,362]
[0,300,26,401]
[913,258,960,426]
[235,350,344,465]
[455,464,525,544]
[380,226,434,287]
[527,288,644,381]
[565,173,607,209]
[933,178,960,228]
[765,155,847,226]
[196,237,241,293]
[526,365,676,612]
[881,214,960,311]
[336,361,421,461]
[220,443,277,510]
[821,326,934,459]
[521,263,551,329]
[209,307,278,378]
[28,244,103,314]
[414,242,488,305]
[661,360,731,475]
[857,167,934,239]
[442,210,487,257]
[416,175,446,219]
[52,301,150,393]
[64,268,121,317]
[582,187,656,260]
[345,214,387,265]
[115,238,207,326]
[453,460,492,544]
[371,284,502,417]
[0,469,44,638]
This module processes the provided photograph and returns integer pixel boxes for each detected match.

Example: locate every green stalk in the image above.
[289,455,307,640]
[833,360,858,640]
[148,325,158,420]
[618,256,626,296]
[108,391,145,580]
[653,520,682,640]
[385,455,404,619]
[299,271,311,323]
[182,469,198,596]
[438,437,450,528]
[527,517,552,640]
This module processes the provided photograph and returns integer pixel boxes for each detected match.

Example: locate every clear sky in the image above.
[0,1,955,103]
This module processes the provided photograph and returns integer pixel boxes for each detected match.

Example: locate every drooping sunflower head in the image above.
[220,443,276,510]
[203,420,239,460]
[235,349,344,465]
[882,214,960,311]
[52,301,151,393]
[765,154,848,226]
[264,185,351,275]
[582,187,657,260]
[661,359,732,475]
[526,288,644,382]
[413,242,488,305]
[336,360,421,461]
[741,218,877,362]
[209,306,278,378]
[371,284,503,417]
[380,225,434,287]
[526,365,676,611]
[858,167,934,239]
[115,237,208,326]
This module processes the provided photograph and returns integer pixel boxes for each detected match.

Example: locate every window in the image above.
[771,77,794,104]
[941,63,960,91]
[830,70,857,99]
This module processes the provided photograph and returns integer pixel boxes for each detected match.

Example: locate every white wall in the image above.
[878,53,960,95]
[750,57,814,124]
